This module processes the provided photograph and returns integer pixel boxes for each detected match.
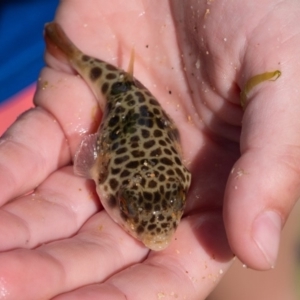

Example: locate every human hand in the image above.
[0,1,299,299]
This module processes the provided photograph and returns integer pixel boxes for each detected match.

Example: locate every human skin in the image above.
[0,0,300,299]
[207,200,300,300]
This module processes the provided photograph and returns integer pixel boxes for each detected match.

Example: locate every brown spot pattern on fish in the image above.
[44,22,191,251]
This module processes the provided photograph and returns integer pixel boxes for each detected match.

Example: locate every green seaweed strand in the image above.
[240,70,281,109]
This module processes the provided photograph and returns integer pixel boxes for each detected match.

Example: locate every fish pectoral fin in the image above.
[73,133,98,179]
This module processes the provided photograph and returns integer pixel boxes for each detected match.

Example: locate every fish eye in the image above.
[111,81,132,95]
[119,190,137,218]
[170,185,186,211]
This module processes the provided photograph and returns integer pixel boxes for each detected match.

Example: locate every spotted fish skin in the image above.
[44,22,191,251]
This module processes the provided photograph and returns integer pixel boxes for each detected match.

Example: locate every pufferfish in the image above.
[44,22,191,251]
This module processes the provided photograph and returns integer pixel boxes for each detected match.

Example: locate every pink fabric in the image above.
[0,85,35,135]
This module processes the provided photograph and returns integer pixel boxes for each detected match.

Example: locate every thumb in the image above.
[224,69,300,270]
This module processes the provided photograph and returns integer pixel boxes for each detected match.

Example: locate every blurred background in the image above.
[0,0,58,134]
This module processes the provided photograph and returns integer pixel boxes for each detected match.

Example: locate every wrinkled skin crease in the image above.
[0,0,300,299]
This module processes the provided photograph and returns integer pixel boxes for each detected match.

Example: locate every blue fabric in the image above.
[0,0,58,103]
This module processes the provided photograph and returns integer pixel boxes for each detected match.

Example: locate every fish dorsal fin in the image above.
[124,48,135,82]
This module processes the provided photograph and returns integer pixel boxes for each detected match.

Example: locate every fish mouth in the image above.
[122,220,174,251]
[122,212,179,251]
[140,230,175,251]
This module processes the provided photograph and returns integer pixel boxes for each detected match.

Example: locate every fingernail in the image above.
[252,211,282,268]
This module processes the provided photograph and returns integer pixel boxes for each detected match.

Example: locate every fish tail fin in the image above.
[44,22,81,63]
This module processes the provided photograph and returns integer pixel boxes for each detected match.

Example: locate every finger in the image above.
[0,166,99,251]
[225,63,300,269]
[0,212,148,300]
[51,212,233,300]
[0,63,104,206]
[0,108,70,205]
[35,67,102,156]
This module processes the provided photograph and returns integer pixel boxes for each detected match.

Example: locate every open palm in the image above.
[1,1,300,299]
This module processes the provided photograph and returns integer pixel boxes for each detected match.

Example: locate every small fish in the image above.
[44,22,191,251]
